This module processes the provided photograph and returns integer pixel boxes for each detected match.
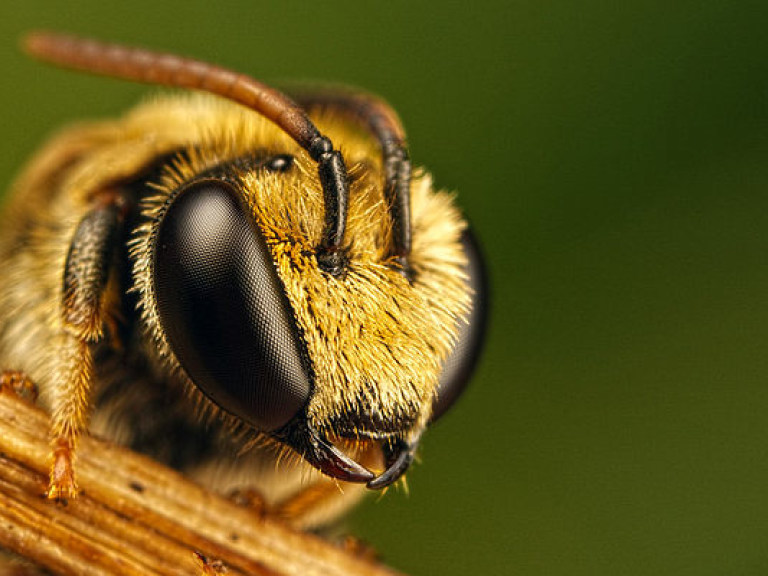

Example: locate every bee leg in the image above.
[273,481,368,527]
[228,487,267,517]
[193,552,227,575]
[48,196,125,501]
[230,483,356,529]
[0,370,38,402]
[47,337,93,500]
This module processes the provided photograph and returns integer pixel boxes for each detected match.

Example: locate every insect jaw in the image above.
[276,418,421,489]
[367,435,421,490]
[277,418,375,484]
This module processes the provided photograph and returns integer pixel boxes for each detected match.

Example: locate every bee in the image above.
[0,32,487,529]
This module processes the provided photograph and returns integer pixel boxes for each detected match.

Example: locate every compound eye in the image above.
[154,180,311,431]
[431,228,489,422]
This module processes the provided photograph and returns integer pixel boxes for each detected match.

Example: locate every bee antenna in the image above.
[292,88,413,276]
[23,31,348,275]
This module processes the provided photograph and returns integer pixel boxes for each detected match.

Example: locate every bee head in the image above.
[140,113,487,488]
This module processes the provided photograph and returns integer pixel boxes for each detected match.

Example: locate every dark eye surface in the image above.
[153,181,311,431]
[432,228,489,422]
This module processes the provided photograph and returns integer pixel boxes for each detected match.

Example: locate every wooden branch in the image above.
[0,390,404,576]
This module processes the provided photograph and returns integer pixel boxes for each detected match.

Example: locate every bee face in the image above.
[1,33,488,515]
[131,104,483,485]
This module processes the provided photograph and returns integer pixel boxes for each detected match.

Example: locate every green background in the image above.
[2,2,768,575]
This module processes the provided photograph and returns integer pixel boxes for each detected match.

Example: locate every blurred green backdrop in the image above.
[3,2,768,575]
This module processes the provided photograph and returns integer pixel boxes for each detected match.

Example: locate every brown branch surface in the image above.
[0,390,404,576]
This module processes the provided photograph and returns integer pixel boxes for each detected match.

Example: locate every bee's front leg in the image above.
[193,552,227,575]
[48,194,125,500]
[0,370,38,401]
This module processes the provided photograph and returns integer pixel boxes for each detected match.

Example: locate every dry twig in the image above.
[0,390,404,576]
